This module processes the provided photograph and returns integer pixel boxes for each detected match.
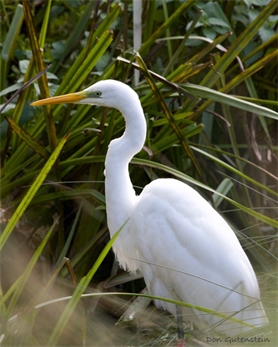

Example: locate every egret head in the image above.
[31,79,139,112]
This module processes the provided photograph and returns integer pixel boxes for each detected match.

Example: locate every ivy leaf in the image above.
[259,26,276,42]
[202,28,217,40]
[251,0,272,6]
[19,60,30,74]
[208,18,231,28]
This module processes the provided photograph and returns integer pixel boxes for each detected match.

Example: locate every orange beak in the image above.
[31,91,88,106]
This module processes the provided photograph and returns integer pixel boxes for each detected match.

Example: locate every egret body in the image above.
[32,79,268,336]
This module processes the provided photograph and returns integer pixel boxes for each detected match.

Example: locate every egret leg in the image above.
[176,305,186,346]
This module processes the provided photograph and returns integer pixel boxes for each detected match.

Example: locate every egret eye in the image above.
[95,91,102,97]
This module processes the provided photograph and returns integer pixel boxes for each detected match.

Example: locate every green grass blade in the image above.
[2,29,112,177]
[213,178,234,208]
[0,134,69,251]
[35,291,258,331]
[163,10,203,77]
[38,0,52,48]
[0,4,24,62]
[143,0,156,41]
[22,1,58,153]
[0,4,24,100]
[53,5,120,93]
[9,0,50,147]
[50,1,95,73]
[60,228,108,278]
[224,49,278,94]
[161,0,173,72]
[136,53,207,183]
[191,146,278,196]
[131,158,278,229]
[54,203,83,270]
[181,83,278,120]
[4,221,56,322]
[50,30,113,117]
[201,0,278,88]
[140,0,196,55]
[47,220,128,346]
[30,189,105,206]
[5,117,50,159]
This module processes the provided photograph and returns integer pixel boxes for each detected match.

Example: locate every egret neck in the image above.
[104,94,146,236]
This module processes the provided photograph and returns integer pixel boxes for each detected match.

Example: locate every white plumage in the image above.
[32,79,268,336]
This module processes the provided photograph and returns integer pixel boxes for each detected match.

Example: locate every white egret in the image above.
[31,79,268,336]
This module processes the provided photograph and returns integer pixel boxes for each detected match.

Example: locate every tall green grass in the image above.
[0,1,277,345]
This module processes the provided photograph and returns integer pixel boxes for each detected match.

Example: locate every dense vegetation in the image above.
[0,0,277,346]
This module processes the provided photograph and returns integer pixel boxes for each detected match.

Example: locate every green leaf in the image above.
[208,18,231,28]
[213,178,234,208]
[140,0,196,55]
[201,0,278,88]
[50,1,96,73]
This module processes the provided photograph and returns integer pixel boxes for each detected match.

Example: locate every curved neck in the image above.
[105,97,146,235]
